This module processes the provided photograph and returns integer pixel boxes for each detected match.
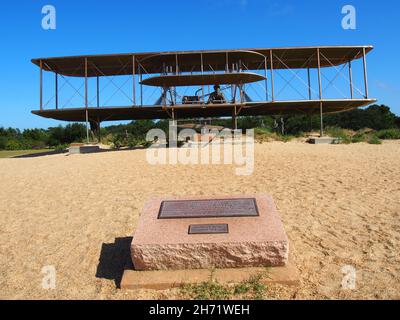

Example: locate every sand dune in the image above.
[0,141,399,299]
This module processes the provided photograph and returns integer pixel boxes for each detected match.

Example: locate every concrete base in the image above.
[121,261,299,290]
[308,137,340,145]
[131,195,289,271]
[69,144,100,155]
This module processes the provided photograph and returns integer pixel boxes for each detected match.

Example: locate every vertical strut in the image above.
[308,67,313,131]
[349,61,354,99]
[85,57,89,143]
[307,68,312,100]
[269,50,275,101]
[362,48,369,99]
[96,76,100,107]
[264,56,268,101]
[140,66,143,107]
[232,106,237,130]
[316,48,323,100]
[40,60,43,111]
[316,48,324,137]
[132,55,136,106]
[55,72,58,110]
[201,53,205,103]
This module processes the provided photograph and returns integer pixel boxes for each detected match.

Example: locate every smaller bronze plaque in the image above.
[188,224,229,235]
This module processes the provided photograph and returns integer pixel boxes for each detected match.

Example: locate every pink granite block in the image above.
[131,195,289,271]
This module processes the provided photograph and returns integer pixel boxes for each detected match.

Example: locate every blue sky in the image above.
[0,0,399,129]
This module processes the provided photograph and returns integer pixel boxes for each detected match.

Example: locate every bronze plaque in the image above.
[158,198,259,219]
[188,224,229,235]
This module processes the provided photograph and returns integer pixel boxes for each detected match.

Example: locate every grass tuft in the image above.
[181,279,231,300]
[233,273,267,300]
[181,271,268,300]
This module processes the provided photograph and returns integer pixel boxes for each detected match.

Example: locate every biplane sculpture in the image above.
[31,46,376,139]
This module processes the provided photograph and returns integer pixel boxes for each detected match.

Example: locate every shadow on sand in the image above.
[12,146,147,159]
[13,150,68,158]
[96,237,133,288]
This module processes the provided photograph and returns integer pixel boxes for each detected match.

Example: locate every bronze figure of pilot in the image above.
[207,85,226,104]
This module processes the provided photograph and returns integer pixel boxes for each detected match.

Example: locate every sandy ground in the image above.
[0,141,399,300]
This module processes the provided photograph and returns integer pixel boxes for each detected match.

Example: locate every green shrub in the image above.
[127,135,152,148]
[376,128,400,140]
[279,135,295,143]
[111,134,127,149]
[55,144,68,152]
[5,139,22,150]
[32,140,48,150]
[325,127,351,144]
[351,133,367,143]
[0,136,7,150]
[47,123,86,146]
[254,128,295,143]
[127,136,141,148]
[295,131,307,138]
[368,135,382,145]
[100,133,114,146]
[112,140,123,150]
[25,139,48,150]
[254,127,272,135]
[142,140,153,148]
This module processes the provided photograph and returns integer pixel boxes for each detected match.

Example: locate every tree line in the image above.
[0,104,399,150]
